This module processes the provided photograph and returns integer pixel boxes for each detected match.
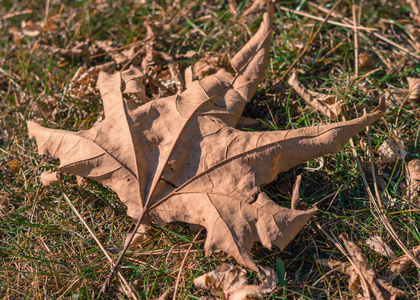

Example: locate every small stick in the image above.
[60,188,139,300]
[352,0,360,78]
[172,229,203,300]
[277,0,343,83]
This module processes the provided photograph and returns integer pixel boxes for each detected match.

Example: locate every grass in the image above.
[1,0,420,299]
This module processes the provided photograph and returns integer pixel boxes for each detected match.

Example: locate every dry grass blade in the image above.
[172,229,203,300]
[59,188,139,300]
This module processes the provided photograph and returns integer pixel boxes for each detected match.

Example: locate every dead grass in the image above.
[1,0,420,299]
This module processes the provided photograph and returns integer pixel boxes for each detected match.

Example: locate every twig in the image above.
[1,9,32,21]
[352,0,360,77]
[60,188,139,300]
[172,229,203,300]
[277,0,343,83]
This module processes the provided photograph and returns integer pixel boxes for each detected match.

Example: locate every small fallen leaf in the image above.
[6,159,20,175]
[193,263,275,299]
[406,159,420,202]
[366,236,396,259]
[318,233,404,299]
[21,20,43,37]
[407,77,420,102]
[359,53,377,71]
[40,171,63,186]
[288,71,343,118]
[389,245,420,274]
[377,138,407,164]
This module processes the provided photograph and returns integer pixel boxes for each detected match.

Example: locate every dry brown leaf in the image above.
[389,245,420,274]
[377,138,407,164]
[366,236,396,259]
[406,159,420,202]
[319,234,404,300]
[28,7,386,276]
[193,263,274,299]
[407,77,420,102]
[288,71,343,118]
[40,170,63,186]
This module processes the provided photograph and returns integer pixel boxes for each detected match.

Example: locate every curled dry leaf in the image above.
[28,6,385,277]
[288,71,342,118]
[366,236,396,259]
[389,245,420,274]
[319,234,404,300]
[40,170,63,186]
[193,263,275,300]
[406,159,420,202]
[377,138,407,164]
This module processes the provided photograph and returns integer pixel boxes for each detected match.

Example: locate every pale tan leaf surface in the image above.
[319,234,404,300]
[40,170,63,186]
[389,245,420,274]
[377,138,407,164]
[193,263,275,300]
[28,6,385,276]
[288,71,343,118]
[407,77,420,102]
[406,159,420,202]
[366,236,396,259]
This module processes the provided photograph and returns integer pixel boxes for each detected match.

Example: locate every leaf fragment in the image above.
[319,234,404,299]
[377,138,407,164]
[389,245,420,274]
[366,236,396,259]
[406,159,420,203]
[288,71,343,118]
[193,263,276,299]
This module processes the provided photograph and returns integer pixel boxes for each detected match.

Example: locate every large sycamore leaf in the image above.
[28,6,385,274]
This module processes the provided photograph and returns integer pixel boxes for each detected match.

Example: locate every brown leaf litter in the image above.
[288,71,343,118]
[366,236,396,259]
[318,233,404,300]
[405,159,420,202]
[28,3,386,292]
[377,138,407,164]
[389,244,420,274]
[194,263,276,300]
